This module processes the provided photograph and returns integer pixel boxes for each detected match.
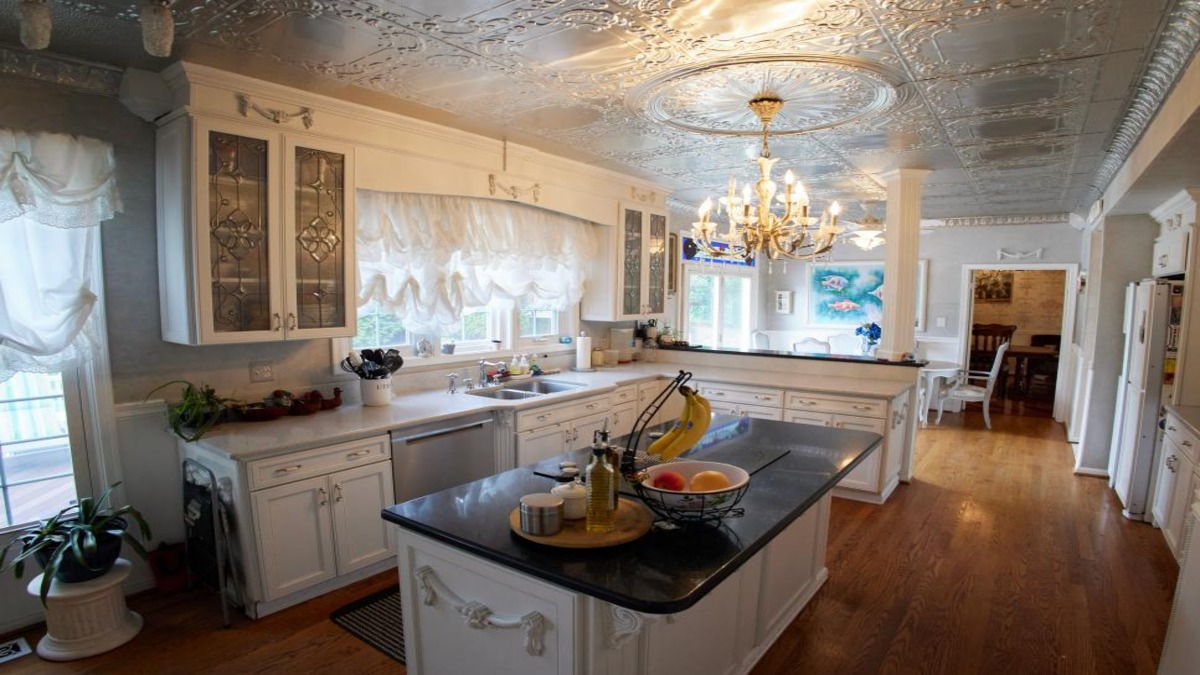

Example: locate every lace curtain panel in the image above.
[0,129,121,381]
[357,190,598,331]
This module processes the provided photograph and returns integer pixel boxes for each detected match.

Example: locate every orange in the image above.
[689,470,732,492]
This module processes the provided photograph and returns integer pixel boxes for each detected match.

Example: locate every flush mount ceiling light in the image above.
[845,203,885,251]
[689,93,843,263]
[18,0,175,56]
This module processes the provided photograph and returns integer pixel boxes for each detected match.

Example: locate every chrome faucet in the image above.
[479,359,503,385]
[446,372,459,394]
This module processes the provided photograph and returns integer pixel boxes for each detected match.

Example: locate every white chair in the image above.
[827,333,861,355]
[751,330,770,350]
[936,342,1010,430]
[792,338,831,354]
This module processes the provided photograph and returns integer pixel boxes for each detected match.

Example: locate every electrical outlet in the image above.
[250,360,274,383]
[935,316,947,329]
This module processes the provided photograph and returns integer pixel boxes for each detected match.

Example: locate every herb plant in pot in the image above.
[0,482,152,605]
[145,380,233,441]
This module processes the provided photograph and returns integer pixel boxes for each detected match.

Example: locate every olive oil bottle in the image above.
[585,441,616,534]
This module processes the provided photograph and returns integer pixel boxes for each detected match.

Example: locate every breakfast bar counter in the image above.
[383,416,882,675]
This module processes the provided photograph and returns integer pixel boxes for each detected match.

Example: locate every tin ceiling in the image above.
[1,0,1197,222]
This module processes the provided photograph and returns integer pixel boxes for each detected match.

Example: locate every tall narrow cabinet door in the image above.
[252,476,336,600]
[330,461,395,574]
[283,135,356,339]
[646,210,667,314]
[619,205,645,318]
[195,118,283,343]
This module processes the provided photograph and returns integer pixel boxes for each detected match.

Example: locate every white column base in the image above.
[27,558,143,661]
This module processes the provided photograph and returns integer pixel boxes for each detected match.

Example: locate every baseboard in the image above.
[246,559,398,619]
[1072,466,1109,478]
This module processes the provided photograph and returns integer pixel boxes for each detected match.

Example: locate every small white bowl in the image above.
[639,461,750,512]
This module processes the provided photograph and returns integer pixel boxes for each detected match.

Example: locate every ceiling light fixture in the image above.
[845,203,885,251]
[690,93,842,263]
[140,0,175,58]
[18,0,51,50]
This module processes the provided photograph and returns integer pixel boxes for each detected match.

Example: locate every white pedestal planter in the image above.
[26,558,143,661]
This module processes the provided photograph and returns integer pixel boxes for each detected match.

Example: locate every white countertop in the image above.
[1166,404,1200,438]
[191,361,914,461]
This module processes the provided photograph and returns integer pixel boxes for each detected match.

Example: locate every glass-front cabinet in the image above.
[157,115,355,344]
[583,202,668,322]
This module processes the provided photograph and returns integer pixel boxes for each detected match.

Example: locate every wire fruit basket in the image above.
[633,461,749,525]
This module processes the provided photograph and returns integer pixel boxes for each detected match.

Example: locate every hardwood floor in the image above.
[3,413,1178,674]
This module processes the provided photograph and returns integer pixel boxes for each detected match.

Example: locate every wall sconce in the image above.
[19,0,52,50]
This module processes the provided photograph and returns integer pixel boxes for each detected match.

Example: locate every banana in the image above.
[646,386,693,458]
[661,388,711,461]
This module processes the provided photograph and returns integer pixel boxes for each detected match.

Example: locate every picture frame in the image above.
[775,290,793,314]
[973,270,1013,303]
[806,260,928,330]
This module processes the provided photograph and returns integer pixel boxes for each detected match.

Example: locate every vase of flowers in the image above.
[856,322,881,356]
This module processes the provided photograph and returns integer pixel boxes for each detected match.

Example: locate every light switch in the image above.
[935,316,947,328]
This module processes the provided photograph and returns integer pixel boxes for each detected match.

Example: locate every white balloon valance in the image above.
[0,129,121,381]
[356,190,598,332]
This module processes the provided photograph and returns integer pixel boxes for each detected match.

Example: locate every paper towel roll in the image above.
[575,335,592,370]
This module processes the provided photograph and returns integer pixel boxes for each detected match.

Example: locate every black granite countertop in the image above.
[382,416,881,614]
[657,344,927,368]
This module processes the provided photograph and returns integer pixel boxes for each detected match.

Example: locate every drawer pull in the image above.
[1168,425,1177,431]
[754,395,772,401]
[275,464,302,474]
[1184,440,1194,448]
[798,400,817,406]
[347,449,373,459]
[853,405,873,411]
[586,403,599,409]
[318,486,328,506]
[334,483,344,502]
[712,391,726,396]
[537,413,551,421]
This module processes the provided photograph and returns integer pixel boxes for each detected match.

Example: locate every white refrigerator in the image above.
[1110,279,1182,519]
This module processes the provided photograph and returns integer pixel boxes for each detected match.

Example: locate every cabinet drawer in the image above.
[699,384,783,408]
[786,411,834,427]
[709,400,784,421]
[249,435,389,490]
[611,385,638,406]
[1165,415,1199,464]
[515,394,610,433]
[784,392,885,418]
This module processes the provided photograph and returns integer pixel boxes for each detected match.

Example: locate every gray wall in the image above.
[759,223,1084,338]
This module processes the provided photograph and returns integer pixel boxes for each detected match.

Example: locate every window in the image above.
[440,308,495,352]
[354,301,408,350]
[0,372,76,528]
[681,266,756,349]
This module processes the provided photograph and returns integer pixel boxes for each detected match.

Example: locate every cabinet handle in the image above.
[275,464,302,474]
[287,312,297,330]
[537,413,551,421]
[853,405,873,411]
[318,486,328,506]
[1158,255,1168,268]
[1168,425,1177,432]
[586,403,599,409]
[334,483,343,502]
[1184,440,1194,448]
[712,391,726,396]
[798,400,817,406]
[347,449,372,459]
[754,395,771,401]
[272,313,282,331]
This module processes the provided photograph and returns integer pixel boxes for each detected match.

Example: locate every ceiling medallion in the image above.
[627,55,906,136]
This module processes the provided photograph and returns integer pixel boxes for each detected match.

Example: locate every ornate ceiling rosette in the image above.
[625,55,910,136]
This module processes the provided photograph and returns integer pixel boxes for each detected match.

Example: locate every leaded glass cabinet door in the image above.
[646,211,667,314]
[620,206,644,317]
[283,135,356,339]
[196,119,282,343]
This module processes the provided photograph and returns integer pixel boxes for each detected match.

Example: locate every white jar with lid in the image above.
[551,470,587,520]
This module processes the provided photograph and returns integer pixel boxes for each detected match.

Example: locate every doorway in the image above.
[958,264,1079,423]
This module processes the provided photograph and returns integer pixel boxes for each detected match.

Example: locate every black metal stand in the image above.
[182,459,241,628]
[620,370,692,476]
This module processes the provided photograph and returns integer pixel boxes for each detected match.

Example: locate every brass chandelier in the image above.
[690,93,842,263]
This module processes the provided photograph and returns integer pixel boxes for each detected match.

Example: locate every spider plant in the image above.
[145,379,234,441]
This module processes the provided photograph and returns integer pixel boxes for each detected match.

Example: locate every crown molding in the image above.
[0,44,122,97]
[924,213,1070,229]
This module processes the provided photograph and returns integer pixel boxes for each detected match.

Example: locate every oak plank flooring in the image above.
[3,412,1178,674]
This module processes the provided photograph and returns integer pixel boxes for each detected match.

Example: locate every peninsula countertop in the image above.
[381,416,882,614]
[186,361,913,461]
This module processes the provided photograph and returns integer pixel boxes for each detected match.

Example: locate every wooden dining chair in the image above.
[970,323,1016,394]
[937,343,1009,430]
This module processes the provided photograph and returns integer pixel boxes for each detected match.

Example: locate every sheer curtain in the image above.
[0,129,121,381]
[356,190,598,332]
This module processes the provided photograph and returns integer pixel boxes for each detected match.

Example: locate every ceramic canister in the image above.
[551,475,587,520]
[361,377,393,406]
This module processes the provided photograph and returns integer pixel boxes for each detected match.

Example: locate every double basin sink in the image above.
[466,378,585,400]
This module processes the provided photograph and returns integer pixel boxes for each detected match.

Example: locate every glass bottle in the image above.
[585,443,616,533]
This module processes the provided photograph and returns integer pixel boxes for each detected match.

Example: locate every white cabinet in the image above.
[783,390,907,503]
[515,395,613,466]
[1156,413,1200,560]
[1160,504,1200,674]
[156,114,356,345]
[582,202,668,321]
[516,425,571,467]
[1150,193,1193,278]
[250,436,393,602]
[638,379,685,428]
[699,383,784,420]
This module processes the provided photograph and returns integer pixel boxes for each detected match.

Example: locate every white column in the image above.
[878,169,931,361]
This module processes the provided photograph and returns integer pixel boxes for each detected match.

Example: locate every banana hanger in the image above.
[620,370,692,476]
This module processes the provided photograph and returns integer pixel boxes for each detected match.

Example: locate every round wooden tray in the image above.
[509,498,652,548]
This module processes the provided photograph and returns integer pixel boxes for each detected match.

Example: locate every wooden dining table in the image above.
[1005,345,1059,397]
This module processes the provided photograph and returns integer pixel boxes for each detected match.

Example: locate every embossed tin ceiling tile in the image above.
[922,182,978,198]
[822,129,936,154]
[887,0,1111,78]
[507,105,604,131]
[945,110,1082,145]
[923,59,1099,115]
[627,55,906,135]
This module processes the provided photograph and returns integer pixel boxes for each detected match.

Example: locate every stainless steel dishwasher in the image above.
[390,414,496,503]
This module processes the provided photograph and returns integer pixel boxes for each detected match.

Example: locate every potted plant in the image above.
[0,482,152,605]
[145,380,233,441]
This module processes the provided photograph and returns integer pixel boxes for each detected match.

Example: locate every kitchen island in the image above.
[383,416,882,675]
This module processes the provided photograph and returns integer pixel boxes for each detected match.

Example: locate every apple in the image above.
[651,470,687,491]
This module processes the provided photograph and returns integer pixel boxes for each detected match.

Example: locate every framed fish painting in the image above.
[806,260,928,330]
